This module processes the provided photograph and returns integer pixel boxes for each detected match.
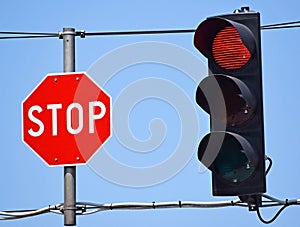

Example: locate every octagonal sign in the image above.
[22,72,111,166]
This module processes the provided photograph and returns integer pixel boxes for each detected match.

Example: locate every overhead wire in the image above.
[79,198,242,214]
[256,194,300,224]
[0,31,59,35]
[84,29,195,37]
[0,31,59,40]
[261,20,300,30]
[1,195,298,224]
[0,35,59,40]
[257,205,289,224]
[0,20,300,40]
[265,156,273,175]
[0,204,63,220]
[0,199,242,219]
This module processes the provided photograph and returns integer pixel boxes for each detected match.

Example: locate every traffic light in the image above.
[194,7,266,197]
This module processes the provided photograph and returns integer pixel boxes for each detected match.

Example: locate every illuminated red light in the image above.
[212,26,251,70]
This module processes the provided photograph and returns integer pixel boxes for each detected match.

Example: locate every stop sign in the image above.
[22,72,111,166]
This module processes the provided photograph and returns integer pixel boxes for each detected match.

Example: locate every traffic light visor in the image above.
[194,17,256,70]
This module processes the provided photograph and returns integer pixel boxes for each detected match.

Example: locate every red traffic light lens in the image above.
[212,26,251,70]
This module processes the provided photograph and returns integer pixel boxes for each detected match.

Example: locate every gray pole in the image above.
[63,28,76,226]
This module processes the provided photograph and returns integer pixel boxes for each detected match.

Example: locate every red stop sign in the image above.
[22,72,111,166]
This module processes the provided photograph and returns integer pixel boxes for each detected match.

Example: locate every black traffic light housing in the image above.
[194,7,266,197]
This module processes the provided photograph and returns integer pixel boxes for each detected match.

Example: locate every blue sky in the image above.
[1,1,300,226]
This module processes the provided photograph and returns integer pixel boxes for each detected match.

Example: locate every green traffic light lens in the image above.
[215,136,255,183]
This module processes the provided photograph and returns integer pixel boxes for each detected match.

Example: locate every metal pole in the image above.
[63,28,76,226]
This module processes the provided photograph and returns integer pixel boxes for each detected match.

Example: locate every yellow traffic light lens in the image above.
[196,75,256,126]
[212,26,251,70]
